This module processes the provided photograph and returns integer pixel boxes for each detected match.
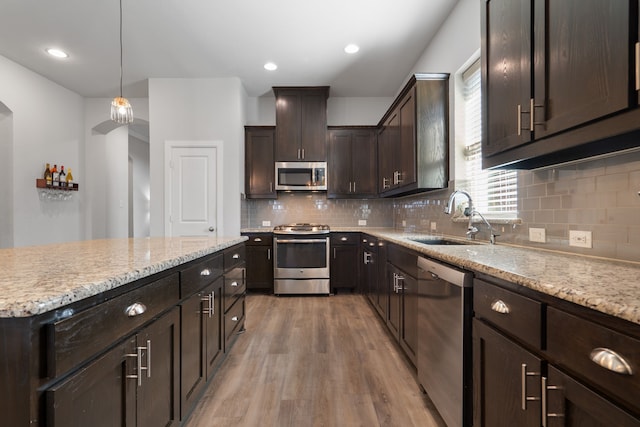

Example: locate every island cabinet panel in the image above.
[48,272,180,378]
[482,0,640,169]
[223,244,246,351]
[47,307,180,427]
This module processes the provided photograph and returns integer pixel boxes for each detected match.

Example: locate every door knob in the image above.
[208,227,215,232]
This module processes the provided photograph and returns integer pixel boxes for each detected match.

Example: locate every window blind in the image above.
[463,60,517,217]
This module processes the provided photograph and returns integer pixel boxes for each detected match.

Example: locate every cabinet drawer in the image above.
[547,306,640,413]
[387,244,417,277]
[473,279,542,349]
[224,245,246,271]
[224,267,246,312]
[224,296,245,344]
[244,233,273,246]
[331,233,358,245]
[48,273,179,378]
[180,254,223,298]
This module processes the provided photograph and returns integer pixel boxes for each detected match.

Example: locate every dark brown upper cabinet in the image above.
[482,0,640,169]
[377,74,449,197]
[327,127,378,198]
[244,126,276,199]
[273,87,329,161]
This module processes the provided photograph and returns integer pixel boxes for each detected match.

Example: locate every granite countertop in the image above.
[0,236,247,318]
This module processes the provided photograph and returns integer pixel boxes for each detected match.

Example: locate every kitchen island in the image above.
[0,236,247,426]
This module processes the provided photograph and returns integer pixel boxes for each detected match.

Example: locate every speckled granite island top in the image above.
[359,230,640,326]
[0,236,247,318]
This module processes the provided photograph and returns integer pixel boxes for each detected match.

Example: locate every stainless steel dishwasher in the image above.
[417,256,473,427]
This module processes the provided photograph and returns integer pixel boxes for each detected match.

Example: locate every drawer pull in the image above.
[232,253,240,259]
[254,237,262,242]
[200,268,211,276]
[340,237,348,241]
[490,299,510,314]
[589,348,633,375]
[124,302,147,317]
[231,281,239,287]
[231,316,239,322]
[521,363,540,410]
[541,376,564,427]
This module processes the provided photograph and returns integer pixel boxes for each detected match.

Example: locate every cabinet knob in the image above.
[124,302,147,317]
[589,348,633,375]
[231,316,239,322]
[231,281,239,287]
[200,268,211,276]
[233,254,240,259]
[490,299,510,314]
[254,237,262,242]
[340,237,348,241]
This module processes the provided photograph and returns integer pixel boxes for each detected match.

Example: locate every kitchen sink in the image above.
[408,237,478,245]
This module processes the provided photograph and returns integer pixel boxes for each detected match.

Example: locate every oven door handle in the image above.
[275,238,327,244]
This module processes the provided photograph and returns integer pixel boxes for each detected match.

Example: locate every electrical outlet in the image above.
[569,230,592,248]
[261,220,271,227]
[529,227,546,243]
[358,219,367,226]
[430,221,437,231]
[402,220,407,227]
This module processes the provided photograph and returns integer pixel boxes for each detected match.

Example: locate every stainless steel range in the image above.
[273,223,330,295]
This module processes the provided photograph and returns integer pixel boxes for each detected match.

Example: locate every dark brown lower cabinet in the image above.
[473,318,542,427]
[47,307,180,427]
[180,277,223,418]
[330,233,360,293]
[545,365,640,427]
[243,233,273,293]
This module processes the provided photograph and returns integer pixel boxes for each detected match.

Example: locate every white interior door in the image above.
[167,144,218,237]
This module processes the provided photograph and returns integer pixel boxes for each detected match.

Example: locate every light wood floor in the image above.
[185,293,446,427]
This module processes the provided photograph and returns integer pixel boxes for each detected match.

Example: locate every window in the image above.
[461,59,517,218]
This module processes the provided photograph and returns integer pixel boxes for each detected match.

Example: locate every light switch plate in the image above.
[529,227,546,243]
[569,230,592,248]
[430,221,437,231]
[358,219,367,226]
[402,220,406,227]
[261,220,271,227]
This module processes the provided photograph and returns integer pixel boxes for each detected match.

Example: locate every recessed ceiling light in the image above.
[344,44,360,54]
[264,62,278,71]
[46,48,69,59]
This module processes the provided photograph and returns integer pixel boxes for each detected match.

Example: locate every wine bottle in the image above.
[51,164,59,187]
[59,165,66,188]
[44,163,52,186]
[66,168,74,188]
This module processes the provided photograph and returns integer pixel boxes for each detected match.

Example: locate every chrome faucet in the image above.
[444,190,499,244]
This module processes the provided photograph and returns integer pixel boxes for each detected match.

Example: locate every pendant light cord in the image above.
[119,0,124,98]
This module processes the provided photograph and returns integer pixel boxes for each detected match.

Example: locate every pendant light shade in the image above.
[111,0,133,124]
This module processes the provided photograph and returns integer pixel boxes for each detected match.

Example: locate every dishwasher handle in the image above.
[417,257,472,288]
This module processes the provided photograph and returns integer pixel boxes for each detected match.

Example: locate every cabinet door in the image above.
[245,127,276,198]
[46,337,136,427]
[473,319,542,427]
[300,91,327,161]
[544,365,640,427]
[533,0,631,139]
[137,307,180,427]
[275,91,301,161]
[180,291,206,417]
[245,245,273,291]
[399,272,417,364]
[398,89,416,189]
[327,130,353,197]
[330,244,358,292]
[351,130,377,197]
[378,112,399,194]
[205,277,224,378]
[482,0,532,157]
[387,264,401,338]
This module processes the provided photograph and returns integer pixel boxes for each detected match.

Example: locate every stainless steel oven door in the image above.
[273,235,330,279]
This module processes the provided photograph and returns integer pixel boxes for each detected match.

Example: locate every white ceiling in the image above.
[0,0,459,98]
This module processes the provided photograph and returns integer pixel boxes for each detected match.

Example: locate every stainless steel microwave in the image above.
[275,161,327,191]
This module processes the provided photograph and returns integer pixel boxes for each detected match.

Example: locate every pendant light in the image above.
[110,0,133,124]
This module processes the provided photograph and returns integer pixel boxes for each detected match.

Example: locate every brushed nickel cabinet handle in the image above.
[231,281,239,287]
[636,42,639,91]
[517,104,522,136]
[490,299,510,314]
[200,268,211,276]
[254,237,262,242]
[125,302,147,317]
[589,348,633,375]
[145,339,151,379]
[341,237,348,241]
[333,248,337,259]
[232,316,239,322]
[267,248,271,260]
[542,376,564,427]
[521,363,540,410]
[233,253,240,259]
[125,343,148,386]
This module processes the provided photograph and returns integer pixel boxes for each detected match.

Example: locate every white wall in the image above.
[0,104,13,248]
[0,55,84,247]
[129,135,150,237]
[148,78,245,237]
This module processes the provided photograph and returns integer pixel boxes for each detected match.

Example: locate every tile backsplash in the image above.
[242,149,640,262]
